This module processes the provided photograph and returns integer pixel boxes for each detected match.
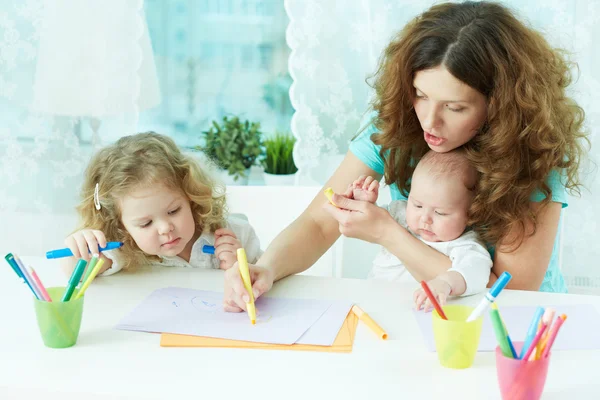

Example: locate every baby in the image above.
[62,132,262,276]
[352,149,492,310]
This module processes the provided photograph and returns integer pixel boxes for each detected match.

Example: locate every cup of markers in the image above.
[5,253,105,349]
[492,305,567,400]
[431,304,483,369]
[34,286,85,348]
[422,272,513,370]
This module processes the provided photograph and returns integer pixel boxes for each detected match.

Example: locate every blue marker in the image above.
[466,271,512,322]
[46,241,124,259]
[519,306,545,359]
[61,259,87,302]
[4,253,24,279]
[5,253,40,300]
[202,245,215,254]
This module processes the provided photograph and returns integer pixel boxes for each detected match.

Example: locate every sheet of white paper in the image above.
[413,304,600,352]
[295,301,354,346]
[115,287,334,345]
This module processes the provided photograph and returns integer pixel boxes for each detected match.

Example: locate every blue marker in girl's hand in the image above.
[46,242,124,259]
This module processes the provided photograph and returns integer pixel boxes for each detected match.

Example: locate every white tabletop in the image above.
[2,256,600,400]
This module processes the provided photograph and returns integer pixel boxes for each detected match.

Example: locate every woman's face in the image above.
[413,65,488,152]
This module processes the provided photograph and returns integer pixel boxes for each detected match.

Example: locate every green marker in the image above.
[490,304,513,358]
[62,259,87,302]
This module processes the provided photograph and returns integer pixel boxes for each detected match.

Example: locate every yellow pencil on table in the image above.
[237,248,256,325]
[73,258,105,300]
[352,305,387,340]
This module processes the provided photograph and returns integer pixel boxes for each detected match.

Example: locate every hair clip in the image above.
[94,183,101,210]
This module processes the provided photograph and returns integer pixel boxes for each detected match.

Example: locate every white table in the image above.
[2,257,600,400]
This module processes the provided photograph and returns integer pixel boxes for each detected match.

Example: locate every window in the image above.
[141,0,293,148]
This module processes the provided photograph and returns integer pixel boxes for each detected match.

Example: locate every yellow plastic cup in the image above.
[432,304,483,369]
[33,286,84,348]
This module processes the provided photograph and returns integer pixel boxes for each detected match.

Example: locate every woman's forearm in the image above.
[256,213,340,281]
[380,221,452,282]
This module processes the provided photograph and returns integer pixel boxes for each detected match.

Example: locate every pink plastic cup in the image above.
[495,341,550,400]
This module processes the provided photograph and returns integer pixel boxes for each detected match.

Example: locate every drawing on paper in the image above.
[191,296,218,314]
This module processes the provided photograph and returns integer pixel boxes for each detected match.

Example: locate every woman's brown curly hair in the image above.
[75,132,227,270]
[369,1,588,248]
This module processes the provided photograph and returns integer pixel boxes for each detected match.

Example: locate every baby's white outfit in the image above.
[369,201,492,296]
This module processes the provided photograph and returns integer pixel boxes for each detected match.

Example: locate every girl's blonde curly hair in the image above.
[369,1,588,248]
[76,132,226,270]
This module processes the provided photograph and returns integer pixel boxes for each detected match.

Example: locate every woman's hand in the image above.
[322,191,397,245]
[223,263,274,312]
[214,228,243,270]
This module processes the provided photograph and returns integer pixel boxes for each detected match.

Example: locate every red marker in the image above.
[420,281,447,320]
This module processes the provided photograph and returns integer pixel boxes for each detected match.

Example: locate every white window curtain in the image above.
[0,0,159,215]
[286,0,600,292]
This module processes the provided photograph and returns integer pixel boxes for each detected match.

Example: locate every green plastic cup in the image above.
[432,304,483,369]
[33,286,84,348]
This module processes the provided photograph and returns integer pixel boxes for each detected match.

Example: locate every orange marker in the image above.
[352,305,387,339]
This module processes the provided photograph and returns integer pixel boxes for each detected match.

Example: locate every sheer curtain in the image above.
[0,0,158,255]
[286,0,600,292]
[0,0,158,212]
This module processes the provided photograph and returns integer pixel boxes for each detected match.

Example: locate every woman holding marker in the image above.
[223,1,588,312]
[61,133,263,277]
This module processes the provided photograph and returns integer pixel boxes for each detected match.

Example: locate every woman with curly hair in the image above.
[62,132,262,276]
[223,1,588,312]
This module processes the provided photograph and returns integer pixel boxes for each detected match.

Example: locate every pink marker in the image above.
[533,308,556,360]
[541,314,567,358]
[521,323,547,363]
[29,267,52,302]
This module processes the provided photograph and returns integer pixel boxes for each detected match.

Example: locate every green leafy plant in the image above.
[262,132,298,175]
[196,116,263,181]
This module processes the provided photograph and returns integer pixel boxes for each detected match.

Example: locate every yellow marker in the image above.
[352,305,387,340]
[324,187,339,207]
[237,248,256,325]
[73,258,105,300]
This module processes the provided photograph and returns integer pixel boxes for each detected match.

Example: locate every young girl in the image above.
[62,132,262,276]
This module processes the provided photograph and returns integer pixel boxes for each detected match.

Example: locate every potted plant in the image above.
[196,116,263,185]
[262,131,298,186]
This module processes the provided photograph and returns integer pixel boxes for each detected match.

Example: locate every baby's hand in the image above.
[351,175,379,203]
[64,229,107,261]
[413,277,452,312]
[214,228,243,270]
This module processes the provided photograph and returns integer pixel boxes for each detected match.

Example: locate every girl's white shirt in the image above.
[100,216,262,276]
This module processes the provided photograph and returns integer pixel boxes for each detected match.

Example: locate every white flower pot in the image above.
[217,168,250,186]
[263,172,297,186]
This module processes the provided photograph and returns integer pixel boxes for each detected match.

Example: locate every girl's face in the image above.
[413,65,488,152]
[120,184,196,259]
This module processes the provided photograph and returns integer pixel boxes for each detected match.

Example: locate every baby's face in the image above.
[405,169,472,242]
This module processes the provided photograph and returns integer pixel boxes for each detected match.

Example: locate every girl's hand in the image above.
[64,229,107,261]
[323,192,396,245]
[351,175,379,203]
[413,277,452,312]
[214,228,243,270]
[223,263,274,312]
